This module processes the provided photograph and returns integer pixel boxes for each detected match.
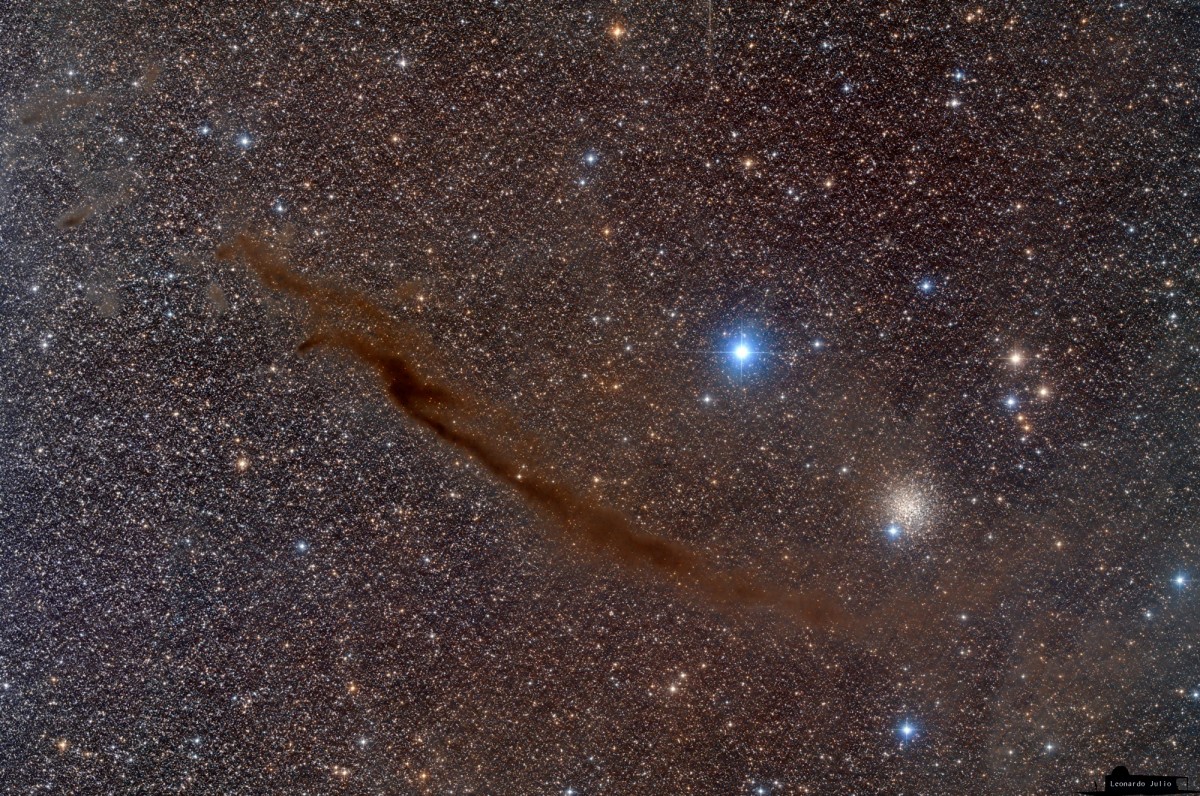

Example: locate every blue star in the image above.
[918,278,936,295]
[720,330,768,377]
[725,332,760,371]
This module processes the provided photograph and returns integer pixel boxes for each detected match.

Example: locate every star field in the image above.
[2,1,1199,793]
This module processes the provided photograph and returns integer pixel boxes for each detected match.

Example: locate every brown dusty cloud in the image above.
[57,203,95,229]
[216,233,851,631]
[15,89,95,126]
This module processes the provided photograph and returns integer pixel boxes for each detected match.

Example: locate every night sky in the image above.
[3,1,1199,793]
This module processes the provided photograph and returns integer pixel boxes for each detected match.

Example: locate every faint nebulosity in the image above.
[2,2,1198,794]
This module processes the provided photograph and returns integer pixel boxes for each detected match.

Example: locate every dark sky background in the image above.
[2,1,1198,793]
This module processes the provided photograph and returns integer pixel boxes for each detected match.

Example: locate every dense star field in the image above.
[2,1,1198,793]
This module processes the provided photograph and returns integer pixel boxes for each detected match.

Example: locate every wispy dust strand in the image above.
[216,233,848,630]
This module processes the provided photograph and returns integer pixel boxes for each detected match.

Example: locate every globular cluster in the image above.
[2,1,1198,793]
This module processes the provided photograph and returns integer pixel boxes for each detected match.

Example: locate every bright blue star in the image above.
[1004,395,1020,410]
[885,523,902,539]
[720,330,768,377]
[918,278,936,295]
[724,333,760,372]
[898,721,917,741]
[1174,573,1188,588]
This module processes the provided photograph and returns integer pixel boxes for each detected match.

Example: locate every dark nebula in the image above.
[217,232,846,630]
[55,203,94,229]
